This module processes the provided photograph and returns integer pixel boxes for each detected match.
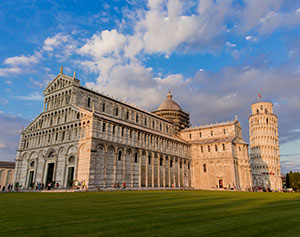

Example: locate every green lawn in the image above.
[0,190,300,236]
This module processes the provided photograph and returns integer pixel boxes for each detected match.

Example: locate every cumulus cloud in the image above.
[3,51,41,66]
[15,92,44,101]
[43,33,71,52]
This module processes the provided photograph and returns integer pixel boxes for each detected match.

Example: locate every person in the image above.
[113,182,116,189]
[41,183,44,190]
[123,182,126,189]
[2,186,5,191]
[38,183,41,192]
[47,183,51,190]
[56,182,59,189]
[117,182,120,189]
[82,181,85,190]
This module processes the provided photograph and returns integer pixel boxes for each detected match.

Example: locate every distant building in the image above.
[14,69,253,190]
[0,161,15,188]
[249,102,282,191]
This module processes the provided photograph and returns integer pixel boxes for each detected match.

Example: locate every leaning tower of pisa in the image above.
[249,101,282,191]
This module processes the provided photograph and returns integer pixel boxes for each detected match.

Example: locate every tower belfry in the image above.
[249,101,282,191]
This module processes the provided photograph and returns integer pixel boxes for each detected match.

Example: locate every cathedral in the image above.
[13,69,281,191]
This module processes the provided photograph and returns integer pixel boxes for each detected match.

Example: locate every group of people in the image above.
[28,182,60,191]
[113,182,126,189]
[0,184,13,192]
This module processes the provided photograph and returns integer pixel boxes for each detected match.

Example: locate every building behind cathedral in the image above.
[13,69,281,191]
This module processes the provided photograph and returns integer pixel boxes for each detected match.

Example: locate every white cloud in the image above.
[0,67,22,77]
[43,33,71,52]
[226,41,237,47]
[3,51,41,66]
[15,92,44,101]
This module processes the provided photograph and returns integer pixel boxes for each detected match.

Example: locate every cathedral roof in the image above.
[157,91,183,111]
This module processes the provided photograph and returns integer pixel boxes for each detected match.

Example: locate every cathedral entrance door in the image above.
[67,167,75,188]
[219,179,223,188]
[28,171,34,188]
[46,163,54,185]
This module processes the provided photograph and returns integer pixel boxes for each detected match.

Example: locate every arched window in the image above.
[135,153,138,163]
[118,151,122,161]
[68,156,75,164]
[266,118,268,124]
[256,109,259,114]
[30,161,35,168]
[48,151,55,158]
[160,157,163,166]
[148,155,151,165]
[215,144,218,152]
[203,164,207,172]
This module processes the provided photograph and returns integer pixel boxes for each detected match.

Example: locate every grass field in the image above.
[0,190,300,236]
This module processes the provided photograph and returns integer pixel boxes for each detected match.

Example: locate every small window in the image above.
[126,111,129,120]
[199,132,202,137]
[260,105,263,110]
[215,144,218,152]
[188,162,190,169]
[102,123,106,132]
[203,164,207,172]
[239,146,241,151]
[160,123,162,131]
[211,131,213,136]
[148,156,151,165]
[87,98,91,108]
[266,118,268,124]
[144,118,147,126]
[160,157,163,166]
[170,160,173,167]
[135,153,138,163]
[77,113,80,119]
[201,146,203,153]
[180,161,182,168]
[115,107,119,116]
[222,144,225,151]
[118,151,122,161]
[121,127,124,136]
[112,126,115,135]
[189,134,192,139]
[136,114,139,123]
[208,145,210,152]
[102,103,105,112]
[30,161,35,168]
[223,129,226,134]
[152,120,155,128]
[130,130,132,139]
[256,109,259,114]
[61,131,65,141]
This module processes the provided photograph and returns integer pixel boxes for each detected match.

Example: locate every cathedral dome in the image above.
[157,91,182,111]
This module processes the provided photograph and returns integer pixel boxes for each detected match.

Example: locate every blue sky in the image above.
[1,0,300,173]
